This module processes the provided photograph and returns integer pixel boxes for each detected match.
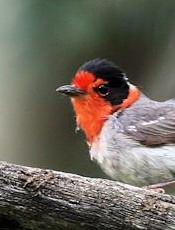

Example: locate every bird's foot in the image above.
[143,186,165,193]
[143,180,175,193]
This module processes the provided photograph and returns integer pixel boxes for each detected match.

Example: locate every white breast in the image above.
[90,117,175,186]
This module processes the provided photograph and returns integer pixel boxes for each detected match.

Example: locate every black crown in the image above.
[78,59,127,81]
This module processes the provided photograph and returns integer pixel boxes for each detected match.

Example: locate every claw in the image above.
[143,180,175,193]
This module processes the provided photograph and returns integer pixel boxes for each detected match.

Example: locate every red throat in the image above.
[72,71,141,143]
[72,94,112,143]
[72,86,140,144]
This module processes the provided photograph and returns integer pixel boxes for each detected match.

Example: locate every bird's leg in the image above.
[143,180,175,193]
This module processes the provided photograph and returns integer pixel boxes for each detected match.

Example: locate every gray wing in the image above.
[118,97,175,146]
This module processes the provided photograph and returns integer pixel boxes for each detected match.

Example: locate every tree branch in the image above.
[0,161,175,230]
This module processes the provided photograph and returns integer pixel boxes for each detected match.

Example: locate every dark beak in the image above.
[56,85,85,97]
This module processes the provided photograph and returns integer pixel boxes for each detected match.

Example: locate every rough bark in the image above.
[0,161,175,230]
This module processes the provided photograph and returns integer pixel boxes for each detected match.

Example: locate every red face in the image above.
[71,71,113,143]
[57,59,141,143]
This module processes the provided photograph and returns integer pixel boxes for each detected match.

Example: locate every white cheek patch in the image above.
[127,83,137,90]
[122,73,128,81]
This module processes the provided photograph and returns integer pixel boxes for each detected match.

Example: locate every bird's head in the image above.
[57,59,140,143]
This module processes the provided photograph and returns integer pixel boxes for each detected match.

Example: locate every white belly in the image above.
[90,120,175,186]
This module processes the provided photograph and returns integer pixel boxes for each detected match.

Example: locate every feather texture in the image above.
[117,94,175,145]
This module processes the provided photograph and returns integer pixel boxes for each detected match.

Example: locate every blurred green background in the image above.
[0,0,175,181]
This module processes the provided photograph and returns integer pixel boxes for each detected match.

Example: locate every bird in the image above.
[57,58,175,190]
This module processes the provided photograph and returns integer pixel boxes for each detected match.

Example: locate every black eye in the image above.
[97,84,110,96]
